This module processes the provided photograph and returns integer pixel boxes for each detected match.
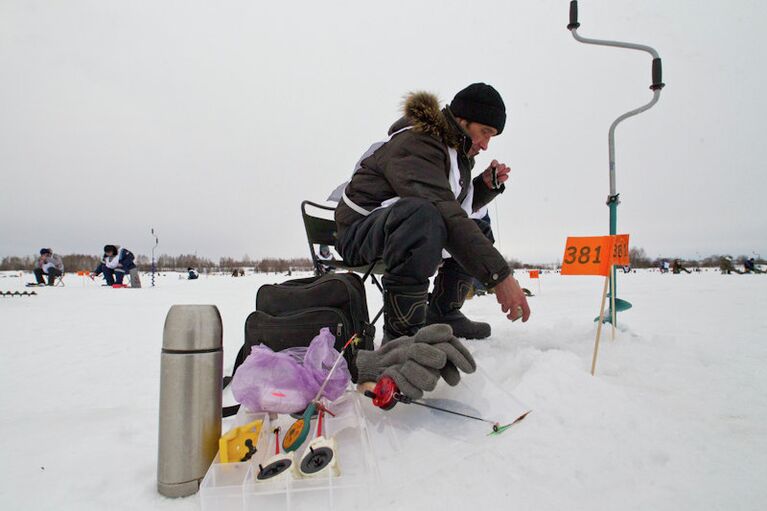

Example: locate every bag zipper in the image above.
[249,307,352,340]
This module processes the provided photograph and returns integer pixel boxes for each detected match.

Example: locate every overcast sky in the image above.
[1,0,765,263]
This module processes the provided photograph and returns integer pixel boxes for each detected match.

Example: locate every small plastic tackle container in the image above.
[199,392,377,511]
[199,409,270,511]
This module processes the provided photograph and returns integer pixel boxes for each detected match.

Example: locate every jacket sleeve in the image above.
[382,132,511,287]
[472,174,504,212]
[121,250,135,267]
[53,255,64,272]
[105,255,120,269]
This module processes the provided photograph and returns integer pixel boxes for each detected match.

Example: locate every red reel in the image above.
[371,376,398,410]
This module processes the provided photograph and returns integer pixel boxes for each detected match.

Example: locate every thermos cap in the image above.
[162,305,223,352]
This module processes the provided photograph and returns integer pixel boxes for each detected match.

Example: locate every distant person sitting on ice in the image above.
[32,248,64,286]
[659,259,670,273]
[672,259,691,274]
[720,256,740,275]
[93,245,137,286]
[334,84,530,341]
[187,267,199,280]
[317,244,336,272]
[318,244,333,261]
[743,257,762,274]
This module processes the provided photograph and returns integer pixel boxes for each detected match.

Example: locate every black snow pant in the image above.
[34,267,61,285]
[337,198,495,288]
[337,198,447,289]
[337,198,496,338]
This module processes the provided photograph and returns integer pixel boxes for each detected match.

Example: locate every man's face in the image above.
[458,120,497,157]
[41,253,50,260]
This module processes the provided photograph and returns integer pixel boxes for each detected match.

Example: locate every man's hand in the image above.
[482,160,510,190]
[494,275,531,322]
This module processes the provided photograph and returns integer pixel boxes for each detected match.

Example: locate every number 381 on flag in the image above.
[560,234,630,276]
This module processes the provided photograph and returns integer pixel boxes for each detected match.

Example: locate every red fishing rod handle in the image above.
[364,375,399,410]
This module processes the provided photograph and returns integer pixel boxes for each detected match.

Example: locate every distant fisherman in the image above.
[32,248,64,286]
[92,245,139,287]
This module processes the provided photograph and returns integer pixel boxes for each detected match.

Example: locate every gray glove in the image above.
[355,324,476,399]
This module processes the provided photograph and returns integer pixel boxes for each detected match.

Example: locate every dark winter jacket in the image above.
[33,253,64,273]
[335,92,510,287]
[94,248,136,275]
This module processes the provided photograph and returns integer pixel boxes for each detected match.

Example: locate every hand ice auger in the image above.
[150,228,159,287]
[568,1,665,325]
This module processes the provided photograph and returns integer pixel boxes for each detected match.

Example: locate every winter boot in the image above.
[382,284,429,343]
[47,271,60,286]
[426,259,491,339]
[33,268,46,285]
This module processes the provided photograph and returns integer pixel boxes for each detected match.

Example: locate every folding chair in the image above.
[301,200,386,325]
[54,274,65,287]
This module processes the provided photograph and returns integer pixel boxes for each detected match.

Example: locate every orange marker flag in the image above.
[560,233,632,375]
[529,270,540,279]
[612,234,630,266]
[560,236,615,276]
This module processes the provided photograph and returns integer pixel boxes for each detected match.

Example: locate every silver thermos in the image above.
[157,305,223,497]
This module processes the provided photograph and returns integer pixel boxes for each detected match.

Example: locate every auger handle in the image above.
[568,0,580,30]
[651,58,665,90]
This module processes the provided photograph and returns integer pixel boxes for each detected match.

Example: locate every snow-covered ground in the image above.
[1,269,765,510]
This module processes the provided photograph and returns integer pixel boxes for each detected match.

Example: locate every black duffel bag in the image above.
[223,272,375,416]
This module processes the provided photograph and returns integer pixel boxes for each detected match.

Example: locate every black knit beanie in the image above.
[104,245,118,255]
[450,83,506,135]
[40,248,52,256]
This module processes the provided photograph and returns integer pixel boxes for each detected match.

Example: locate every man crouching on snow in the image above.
[335,83,531,342]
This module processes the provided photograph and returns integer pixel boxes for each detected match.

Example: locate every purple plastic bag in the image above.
[231,327,351,414]
[304,328,351,401]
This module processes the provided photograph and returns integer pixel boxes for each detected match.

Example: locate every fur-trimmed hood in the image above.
[388,91,467,150]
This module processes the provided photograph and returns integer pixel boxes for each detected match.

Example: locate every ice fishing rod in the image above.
[364,376,514,435]
[567,0,665,325]
[282,334,359,452]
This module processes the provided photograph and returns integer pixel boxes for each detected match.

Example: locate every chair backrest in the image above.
[301,201,337,245]
[301,200,340,274]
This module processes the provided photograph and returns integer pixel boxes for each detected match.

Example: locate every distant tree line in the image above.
[1,248,762,272]
[627,248,764,269]
[504,246,765,270]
